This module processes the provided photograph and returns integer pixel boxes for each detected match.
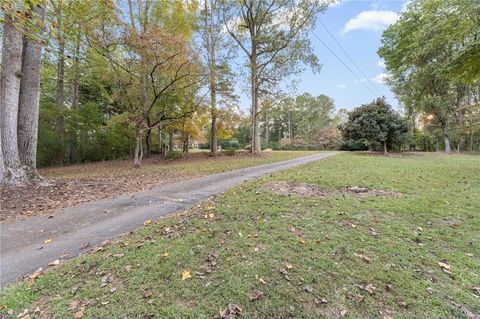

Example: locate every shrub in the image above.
[165,150,183,161]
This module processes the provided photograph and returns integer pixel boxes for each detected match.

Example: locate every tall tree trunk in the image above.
[168,132,174,153]
[470,130,474,152]
[145,128,151,157]
[0,11,27,185]
[158,124,163,153]
[443,130,451,154]
[69,32,81,163]
[54,5,65,165]
[265,110,269,145]
[71,33,81,110]
[206,0,218,157]
[17,5,44,180]
[250,52,261,154]
[133,129,142,167]
[383,140,387,154]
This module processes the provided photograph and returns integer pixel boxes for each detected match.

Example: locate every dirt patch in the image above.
[264,181,330,197]
[264,181,401,198]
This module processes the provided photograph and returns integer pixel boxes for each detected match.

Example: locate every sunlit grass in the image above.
[1,153,479,318]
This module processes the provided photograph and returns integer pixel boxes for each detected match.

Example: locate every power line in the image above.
[318,19,381,95]
[311,31,378,98]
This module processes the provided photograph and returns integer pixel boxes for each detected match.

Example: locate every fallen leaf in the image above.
[143,220,152,226]
[438,262,450,270]
[285,262,293,270]
[384,316,395,319]
[305,286,314,293]
[113,253,124,258]
[161,252,169,257]
[250,290,265,301]
[259,278,267,285]
[68,300,79,310]
[143,289,153,299]
[43,239,53,244]
[218,304,242,318]
[125,265,132,272]
[340,309,347,317]
[354,253,371,263]
[359,283,376,295]
[48,260,60,266]
[73,310,84,318]
[28,267,43,280]
[182,270,192,280]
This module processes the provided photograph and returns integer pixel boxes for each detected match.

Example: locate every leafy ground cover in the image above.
[0,150,317,222]
[1,153,479,318]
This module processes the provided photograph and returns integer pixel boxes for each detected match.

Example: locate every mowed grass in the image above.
[1,153,479,318]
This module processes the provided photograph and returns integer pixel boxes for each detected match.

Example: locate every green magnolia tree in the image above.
[340,98,408,154]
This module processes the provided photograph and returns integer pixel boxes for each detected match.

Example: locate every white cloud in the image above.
[336,84,347,89]
[343,10,399,33]
[377,60,386,68]
[372,73,389,84]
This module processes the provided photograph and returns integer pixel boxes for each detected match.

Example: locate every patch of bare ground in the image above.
[1,152,270,222]
[265,181,401,198]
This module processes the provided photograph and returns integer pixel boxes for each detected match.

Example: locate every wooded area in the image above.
[0,0,335,186]
[0,0,479,187]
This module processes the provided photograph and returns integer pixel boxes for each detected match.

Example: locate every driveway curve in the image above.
[0,152,338,287]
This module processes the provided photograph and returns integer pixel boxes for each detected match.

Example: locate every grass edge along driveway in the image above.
[1,153,479,319]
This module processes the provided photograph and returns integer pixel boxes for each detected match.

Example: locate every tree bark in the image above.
[443,130,451,154]
[265,109,269,145]
[206,0,218,157]
[54,3,65,164]
[17,5,44,179]
[168,132,174,153]
[383,140,388,154]
[250,52,261,154]
[71,33,81,110]
[145,128,151,157]
[133,129,142,167]
[0,10,27,185]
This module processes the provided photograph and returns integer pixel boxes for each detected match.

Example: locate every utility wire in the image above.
[318,19,382,95]
[311,31,378,98]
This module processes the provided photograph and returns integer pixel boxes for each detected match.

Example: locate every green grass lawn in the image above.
[40,150,321,179]
[2,153,479,318]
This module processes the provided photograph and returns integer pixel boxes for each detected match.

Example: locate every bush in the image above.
[165,150,183,161]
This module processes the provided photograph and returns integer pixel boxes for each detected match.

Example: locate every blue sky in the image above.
[237,0,408,112]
